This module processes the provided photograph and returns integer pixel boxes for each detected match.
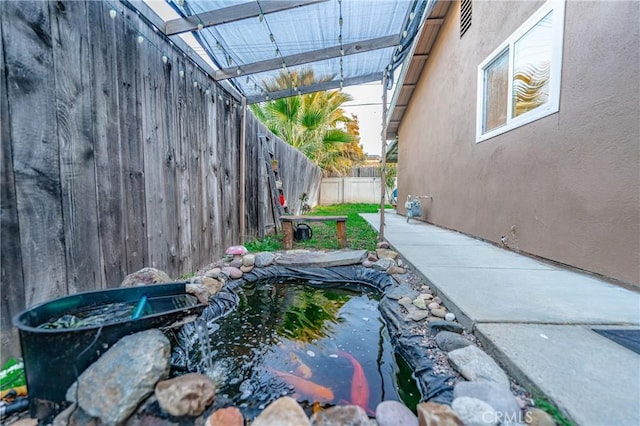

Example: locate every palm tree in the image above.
[250,69,363,175]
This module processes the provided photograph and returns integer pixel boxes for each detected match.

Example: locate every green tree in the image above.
[250,69,362,175]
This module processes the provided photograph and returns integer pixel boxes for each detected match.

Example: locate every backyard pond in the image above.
[171,278,421,420]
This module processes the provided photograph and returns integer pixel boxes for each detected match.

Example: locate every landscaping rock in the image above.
[387,266,406,274]
[120,267,171,287]
[407,310,430,321]
[376,241,390,249]
[431,308,447,318]
[202,276,224,295]
[362,260,374,268]
[376,400,418,426]
[445,312,456,321]
[185,283,212,304]
[252,397,310,426]
[240,264,254,273]
[420,293,433,300]
[12,420,38,426]
[416,402,464,426]
[432,296,442,305]
[205,267,222,278]
[451,397,497,426]
[74,330,171,425]
[311,405,373,425]
[436,331,473,352]
[242,254,256,267]
[228,258,243,268]
[429,320,464,335]
[413,297,427,310]
[372,258,396,271]
[398,297,414,307]
[428,302,440,310]
[53,403,98,426]
[221,266,243,279]
[155,373,215,417]
[448,346,510,388]
[524,408,556,426]
[368,252,379,261]
[376,248,399,260]
[206,407,244,426]
[454,381,521,423]
[254,252,276,267]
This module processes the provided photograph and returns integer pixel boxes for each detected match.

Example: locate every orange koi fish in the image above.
[268,368,335,402]
[337,350,370,414]
[290,351,313,379]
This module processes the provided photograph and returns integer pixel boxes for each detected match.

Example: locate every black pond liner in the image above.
[12,282,206,420]
[172,265,454,408]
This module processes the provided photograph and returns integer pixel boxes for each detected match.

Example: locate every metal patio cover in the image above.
[163,0,434,103]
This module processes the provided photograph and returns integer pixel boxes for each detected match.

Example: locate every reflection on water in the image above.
[176,279,420,419]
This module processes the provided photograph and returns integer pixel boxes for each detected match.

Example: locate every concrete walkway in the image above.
[361,211,640,426]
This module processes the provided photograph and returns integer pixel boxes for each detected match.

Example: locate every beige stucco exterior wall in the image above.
[396,0,640,284]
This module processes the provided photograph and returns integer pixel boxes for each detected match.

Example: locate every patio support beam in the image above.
[239,97,247,244]
[379,73,389,242]
[246,72,382,104]
[164,0,328,36]
[216,34,401,81]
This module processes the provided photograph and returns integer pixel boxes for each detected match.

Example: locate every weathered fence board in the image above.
[118,16,148,274]
[0,0,322,363]
[0,11,25,362]
[88,1,127,289]
[4,2,68,306]
[51,1,103,294]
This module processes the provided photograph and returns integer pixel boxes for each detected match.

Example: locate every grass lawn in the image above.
[244,203,387,252]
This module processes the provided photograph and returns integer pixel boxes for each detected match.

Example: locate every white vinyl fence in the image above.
[319,177,384,204]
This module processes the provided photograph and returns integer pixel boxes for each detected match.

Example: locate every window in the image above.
[476,0,565,142]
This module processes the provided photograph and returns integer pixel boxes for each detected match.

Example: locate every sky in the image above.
[143,0,394,156]
[342,83,389,156]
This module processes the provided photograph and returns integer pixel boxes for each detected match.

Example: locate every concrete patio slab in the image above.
[413,266,640,324]
[475,323,640,426]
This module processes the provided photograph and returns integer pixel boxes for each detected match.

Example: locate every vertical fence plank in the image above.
[117,14,147,274]
[175,57,193,273]
[3,1,67,306]
[140,24,166,273]
[0,11,25,362]
[209,87,223,257]
[186,66,202,267]
[88,1,126,288]
[161,53,180,276]
[51,1,102,293]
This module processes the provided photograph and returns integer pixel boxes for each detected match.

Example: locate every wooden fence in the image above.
[0,0,321,362]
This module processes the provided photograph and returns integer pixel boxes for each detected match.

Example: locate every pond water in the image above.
[38,294,199,329]
[176,279,420,419]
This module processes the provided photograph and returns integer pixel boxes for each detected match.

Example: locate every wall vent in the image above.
[460,0,472,37]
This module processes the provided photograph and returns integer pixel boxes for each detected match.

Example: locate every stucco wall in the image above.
[396,0,640,284]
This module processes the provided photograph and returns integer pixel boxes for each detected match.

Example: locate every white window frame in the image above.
[476,0,565,143]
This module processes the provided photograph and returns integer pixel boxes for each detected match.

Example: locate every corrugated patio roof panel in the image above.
[163,0,434,102]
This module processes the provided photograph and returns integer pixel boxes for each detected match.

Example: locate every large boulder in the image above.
[72,329,171,425]
[120,267,172,287]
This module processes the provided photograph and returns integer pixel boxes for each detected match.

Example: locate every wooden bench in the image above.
[280,215,348,249]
